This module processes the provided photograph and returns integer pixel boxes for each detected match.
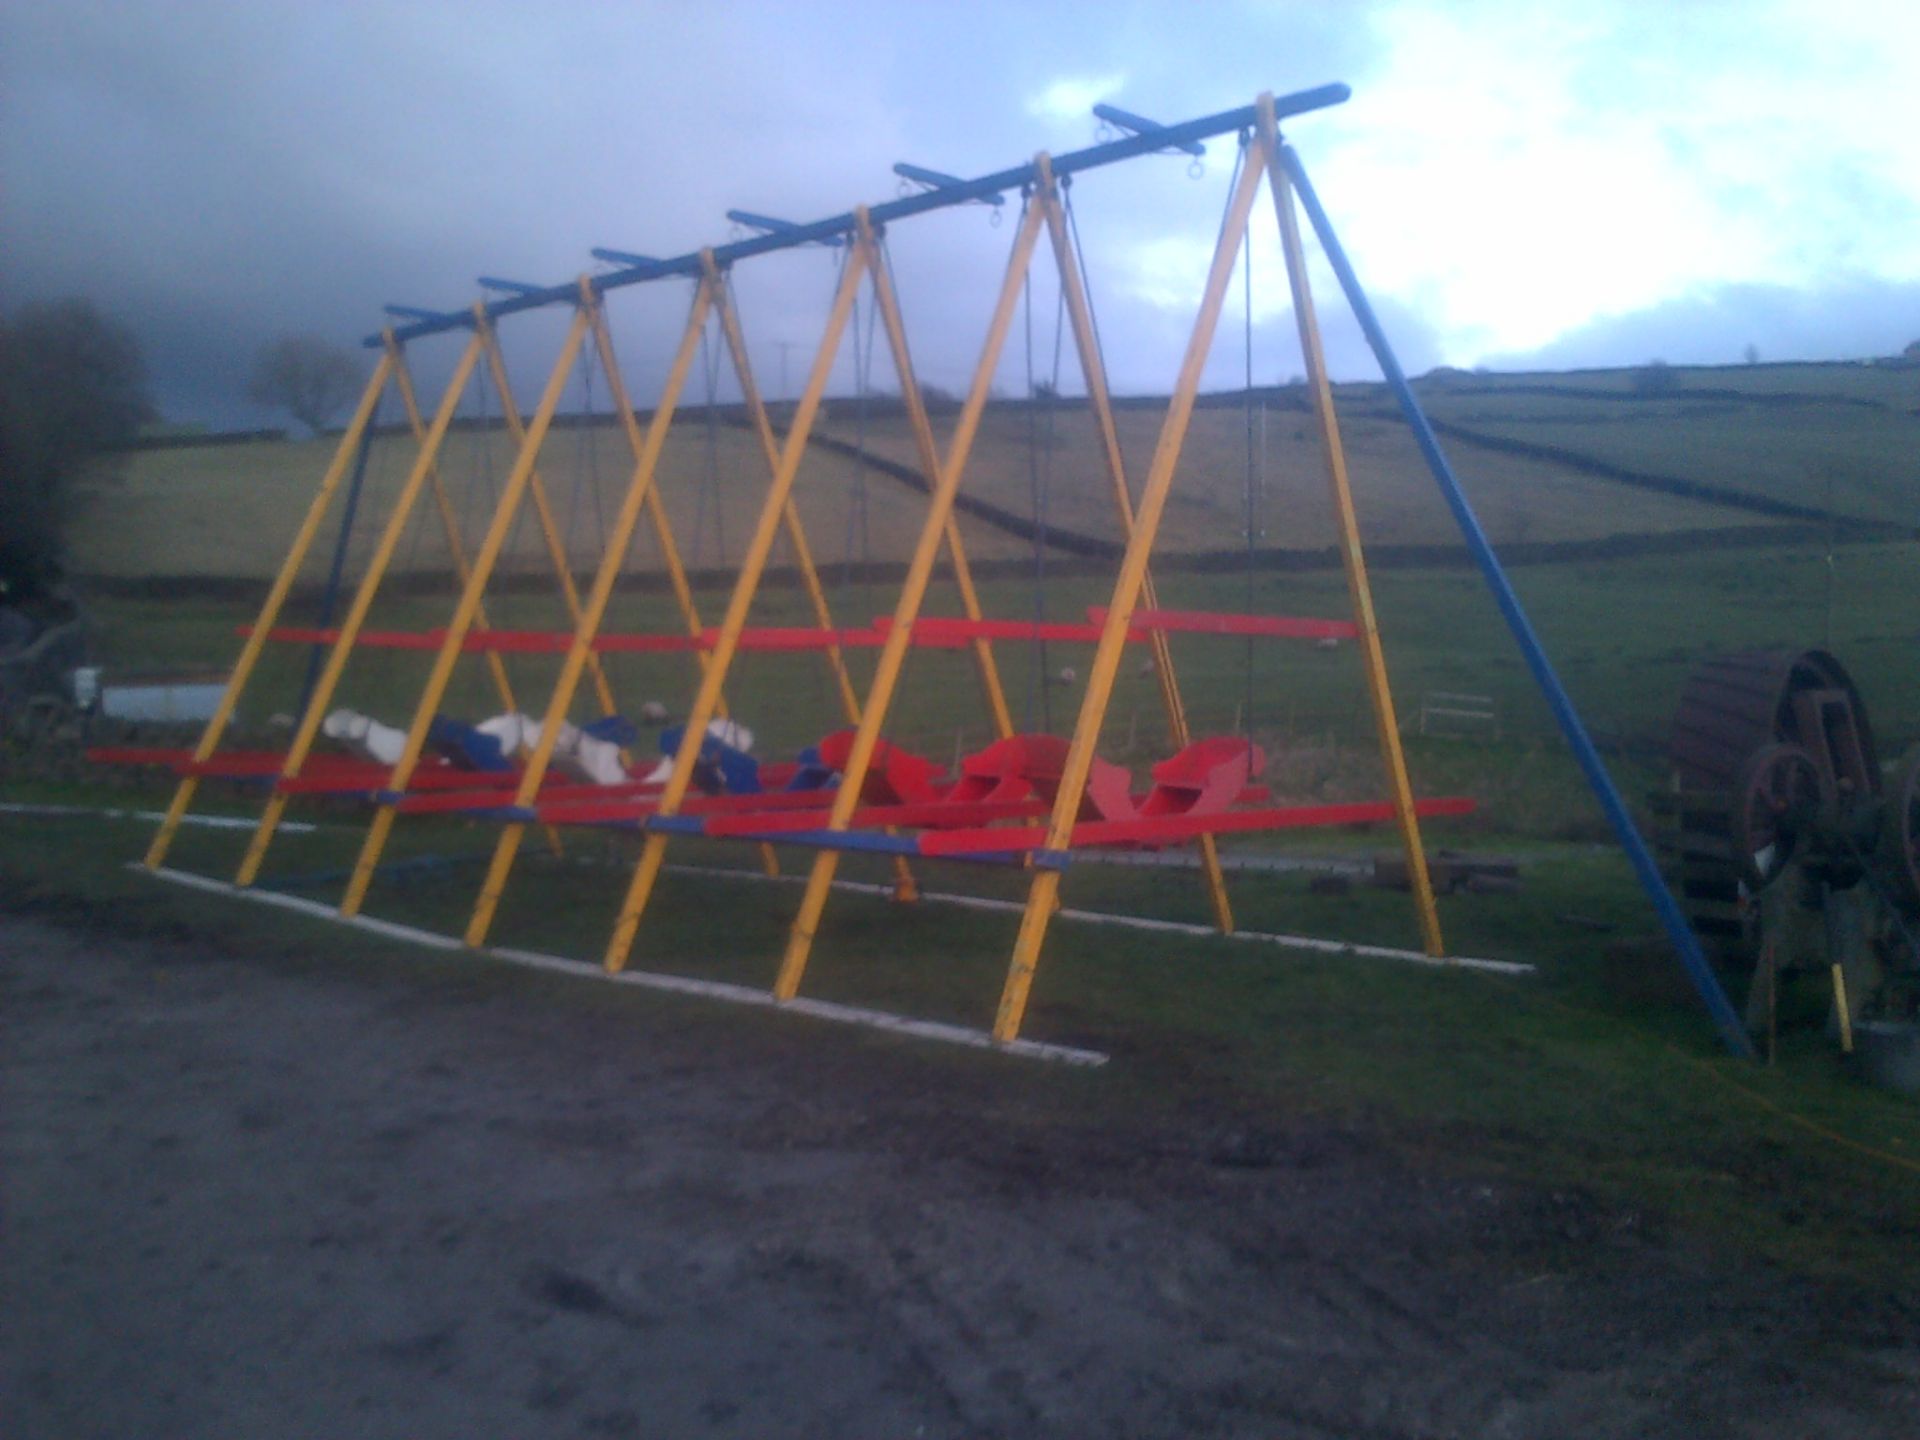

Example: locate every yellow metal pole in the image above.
[1037,160,1234,935]
[610,284,775,875]
[463,278,717,948]
[233,333,486,887]
[338,300,592,917]
[938,513,1016,741]
[710,271,861,723]
[993,136,1269,1044]
[388,336,519,718]
[1261,98,1444,957]
[861,231,1015,741]
[589,303,723,709]
[143,351,395,871]
[709,263,898,889]
[772,199,1048,1001]
[604,236,870,972]
[477,311,619,719]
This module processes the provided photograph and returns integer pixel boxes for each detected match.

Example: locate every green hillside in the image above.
[71,359,1917,588]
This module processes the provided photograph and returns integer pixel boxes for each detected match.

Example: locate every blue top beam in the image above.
[590,247,662,268]
[383,303,469,327]
[727,209,847,248]
[1092,103,1206,157]
[894,162,1006,206]
[364,81,1348,345]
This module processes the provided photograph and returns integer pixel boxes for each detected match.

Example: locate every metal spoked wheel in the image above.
[1730,742,1827,891]
[1665,649,1879,969]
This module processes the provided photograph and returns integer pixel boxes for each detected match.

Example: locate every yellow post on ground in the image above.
[143,353,396,871]
[462,278,717,948]
[338,299,592,917]
[993,133,1269,1044]
[1262,98,1444,957]
[1037,162,1235,935]
[771,200,1049,1002]
[233,333,487,887]
[604,235,870,972]
[477,314,619,720]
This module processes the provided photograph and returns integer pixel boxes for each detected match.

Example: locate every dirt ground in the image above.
[4,911,1917,1439]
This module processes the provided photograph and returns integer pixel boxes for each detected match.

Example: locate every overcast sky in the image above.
[4,0,1916,427]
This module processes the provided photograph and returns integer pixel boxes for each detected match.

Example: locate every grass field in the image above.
[15,357,1920,1289]
[76,358,1917,584]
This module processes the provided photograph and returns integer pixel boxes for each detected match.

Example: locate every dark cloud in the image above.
[0,3,1905,430]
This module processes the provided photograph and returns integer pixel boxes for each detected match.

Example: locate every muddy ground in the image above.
[4,912,1917,1438]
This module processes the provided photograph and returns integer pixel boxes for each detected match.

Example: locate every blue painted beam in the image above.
[727,209,847,248]
[477,276,545,297]
[363,81,1349,346]
[589,247,662,269]
[1277,143,1758,1061]
[1092,102,1206,157]
[894,162,1006,206]
[383,303,468,326]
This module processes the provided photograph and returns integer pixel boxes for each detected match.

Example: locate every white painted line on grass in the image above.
[135,865,1111,1068]
[4,801,316,833]
[663,861,1534,976]
[143,866,463,949]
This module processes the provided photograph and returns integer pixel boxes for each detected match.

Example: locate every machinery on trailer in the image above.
[1665,649,1920,1079]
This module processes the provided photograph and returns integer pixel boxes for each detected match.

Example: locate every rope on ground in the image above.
[1660,1038,1920,1178]
[1513,976,1920,1181]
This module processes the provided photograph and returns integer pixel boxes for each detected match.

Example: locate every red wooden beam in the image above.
[245,623,893,655]
[703,795,1052,838]
[393,778,667,816]
[524,787,839,828]
[1087,607,1360,641]
[876,616,1120,647]
[916,795,1476,856]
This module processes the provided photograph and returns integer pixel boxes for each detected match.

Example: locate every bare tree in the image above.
[248,335,361,434]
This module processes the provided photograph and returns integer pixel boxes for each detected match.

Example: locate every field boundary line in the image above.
[661,861,1534,975]
[1,801,318,834]
[135,865,1110,1067]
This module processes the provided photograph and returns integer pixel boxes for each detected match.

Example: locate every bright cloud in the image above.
[1309,0,1920,362]
[1026,72,1127,123]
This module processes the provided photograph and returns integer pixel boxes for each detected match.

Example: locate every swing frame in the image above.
[127,82,1758,1058]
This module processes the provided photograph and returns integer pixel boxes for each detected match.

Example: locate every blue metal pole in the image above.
[299,389,381,716]
[1278,144,1757,1061]
[364,83,1351,347]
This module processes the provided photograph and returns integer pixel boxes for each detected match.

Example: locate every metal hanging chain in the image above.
[1240,126,1259,749]
[498,377,540,592]
[840,279,879,613]
[696,306,724,572]
[1018,187,1048,734]
[1038,210,1071,735]
[874,229,935,756]
[566,329,604,585]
